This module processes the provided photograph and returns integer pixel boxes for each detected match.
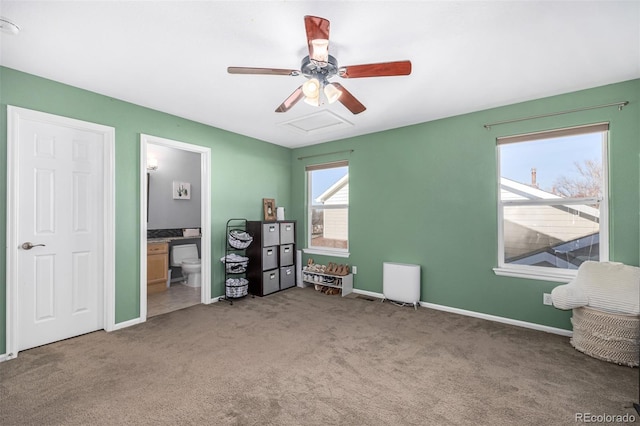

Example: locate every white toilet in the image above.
[171,244,201,287]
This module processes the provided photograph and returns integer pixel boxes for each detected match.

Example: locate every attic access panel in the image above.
[279,110,353,135]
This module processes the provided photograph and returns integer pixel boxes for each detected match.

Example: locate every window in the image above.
[495,123,608,281]
[306,161,349,255]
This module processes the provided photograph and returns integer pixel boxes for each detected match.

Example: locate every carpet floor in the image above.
[1,286,638,425]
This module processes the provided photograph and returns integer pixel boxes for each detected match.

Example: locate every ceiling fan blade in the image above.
[331,83,366,114]
[228,67,300,76]
[304,15,330,62]
[275,86,305,113]
[339,60,412,78]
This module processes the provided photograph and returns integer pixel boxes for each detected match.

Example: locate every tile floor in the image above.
[147,282,201,317]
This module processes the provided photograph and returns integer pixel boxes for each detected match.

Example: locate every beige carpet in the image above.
[1,287,638,425]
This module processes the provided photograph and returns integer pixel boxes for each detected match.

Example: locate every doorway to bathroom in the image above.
[139,134,212,319]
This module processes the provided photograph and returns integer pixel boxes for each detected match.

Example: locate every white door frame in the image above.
[139,134,212,320]
[5,106,116,360]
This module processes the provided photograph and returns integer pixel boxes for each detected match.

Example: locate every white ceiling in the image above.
[1,1,638,148]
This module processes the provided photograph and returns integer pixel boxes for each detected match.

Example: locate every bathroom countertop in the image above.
[147,236,201,243]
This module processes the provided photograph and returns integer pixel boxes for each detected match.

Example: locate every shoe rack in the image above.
[302,260,353,297]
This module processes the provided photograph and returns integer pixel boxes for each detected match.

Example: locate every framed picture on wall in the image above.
[173,181,191,199]
[263,198,276,221]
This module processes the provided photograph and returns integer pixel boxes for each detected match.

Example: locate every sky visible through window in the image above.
[500,133,602,192]
[311,166,348,203]
[310,134,600,202]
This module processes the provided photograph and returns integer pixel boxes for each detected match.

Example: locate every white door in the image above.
[14,115,106,351]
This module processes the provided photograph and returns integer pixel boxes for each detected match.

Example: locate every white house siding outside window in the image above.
[494,123,609,282]
[306,161,349,256]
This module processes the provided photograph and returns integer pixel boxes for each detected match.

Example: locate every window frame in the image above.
[493,123,609,282]
[304,160,350,258]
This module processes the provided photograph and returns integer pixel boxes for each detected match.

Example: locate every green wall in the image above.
[1,66,638,356]
[0,67,292,354]
[291,79,640,331]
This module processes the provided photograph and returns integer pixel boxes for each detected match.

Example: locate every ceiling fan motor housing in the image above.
[301,55,339,84]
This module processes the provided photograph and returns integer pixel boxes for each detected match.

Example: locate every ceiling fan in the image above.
[227,15,412,115]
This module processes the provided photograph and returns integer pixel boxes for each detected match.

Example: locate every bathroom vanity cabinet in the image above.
[246,221,296,296]
[147,242,168,294]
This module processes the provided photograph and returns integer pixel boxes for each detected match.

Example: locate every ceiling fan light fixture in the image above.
[302,78,320,98]
[324,83,342,104]
[229,15,412,115]
[303,95,320,107]
[310,39,329,63]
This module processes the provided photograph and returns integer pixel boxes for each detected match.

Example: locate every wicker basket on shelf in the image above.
[225,261,248,274]
[220,254,249,273]
[228,230,253,249]
[225,277,249,298]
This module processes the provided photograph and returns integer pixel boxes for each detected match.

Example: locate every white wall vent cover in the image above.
[279,110,353,135]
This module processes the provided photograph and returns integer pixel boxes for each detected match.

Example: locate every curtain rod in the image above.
[297,149,354,160]
[483,101,629,130]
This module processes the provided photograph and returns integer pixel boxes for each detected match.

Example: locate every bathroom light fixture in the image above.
[0,17,20,35]
[147,157,158,171]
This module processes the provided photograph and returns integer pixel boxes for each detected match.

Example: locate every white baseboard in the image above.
[111,317,145,331]
[420,301,572,337]
[1,298,220,362]
[353,289,385,299]
[1,320,146,361]
[115,299,219,331]
[352,289,572,337]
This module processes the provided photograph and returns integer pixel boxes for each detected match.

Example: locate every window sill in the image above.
[493,267,576,283]
[303,248,350,258]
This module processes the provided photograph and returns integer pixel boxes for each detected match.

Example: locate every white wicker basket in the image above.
[220,254,249,273]
[570,307,639,367]
[226,277,249,298]
[228,230,253,249]
[225,262,248,274]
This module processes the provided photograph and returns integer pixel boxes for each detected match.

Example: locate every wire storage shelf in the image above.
[221,218,252,304]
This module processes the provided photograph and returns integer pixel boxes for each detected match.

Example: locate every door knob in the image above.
[21,242,46,250]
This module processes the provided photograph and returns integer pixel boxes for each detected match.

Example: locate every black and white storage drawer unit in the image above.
[280,222,295,244]
[262,269,280,295]
[279,244,294,266]
[262,246,278,270]
[262,222,281,247]
[280,265,296,290]
[246,221,296,296]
